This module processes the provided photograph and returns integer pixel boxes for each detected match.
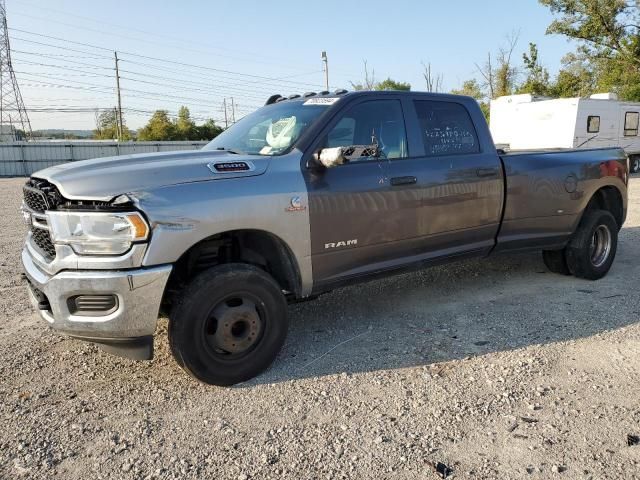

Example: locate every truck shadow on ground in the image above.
[244,227,640,386]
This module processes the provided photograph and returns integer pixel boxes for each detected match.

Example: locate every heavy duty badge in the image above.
[208,161,254,173]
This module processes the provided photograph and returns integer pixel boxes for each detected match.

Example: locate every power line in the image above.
[120,57,324,88]
[8,27,330,89]
[6,19,345,130]
[12,36,323,93]
[13,50,321,101]
[117,76,267,103]
[14,53,268,119]
[11,56,281,107]
[12,49,106,60]
[10,35,114,59]
[17,71,265,109]
[9,10,323,72]
[9,2,363,78]
[15,69,109,78]
[13,48,323,104]
[15,105,227,123]
[13,51,114,69]
[18,76,260,116]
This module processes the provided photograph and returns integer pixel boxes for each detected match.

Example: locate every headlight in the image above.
[47,211,149,255]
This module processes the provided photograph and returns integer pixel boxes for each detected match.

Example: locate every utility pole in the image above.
[114,51,124,140]
[94,110,100,136]
[113,107,121,141]
[230,97,236,124]
[223,98,228,129]
[321,51,329,91]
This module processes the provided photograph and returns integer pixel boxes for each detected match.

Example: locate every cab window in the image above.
[324,100,408,160]
[414,100,480,156]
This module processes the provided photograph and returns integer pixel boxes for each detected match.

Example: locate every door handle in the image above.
[390,176,417,186]
[476,168,499,178]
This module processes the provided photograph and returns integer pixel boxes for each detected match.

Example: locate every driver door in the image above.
[303,98,418,288]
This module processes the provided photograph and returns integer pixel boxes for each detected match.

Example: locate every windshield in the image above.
[204,100,331,156]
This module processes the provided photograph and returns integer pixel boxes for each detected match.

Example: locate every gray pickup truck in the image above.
[21,90,629,386]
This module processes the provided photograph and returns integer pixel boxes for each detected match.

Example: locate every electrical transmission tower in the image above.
[0,0,32,141]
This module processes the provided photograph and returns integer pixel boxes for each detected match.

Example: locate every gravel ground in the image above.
[1,176,640,480]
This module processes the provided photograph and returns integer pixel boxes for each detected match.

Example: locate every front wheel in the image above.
[169,264,288,386]
[566,210,618,280]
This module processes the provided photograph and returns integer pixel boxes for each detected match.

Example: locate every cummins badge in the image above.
[286,196,306,212]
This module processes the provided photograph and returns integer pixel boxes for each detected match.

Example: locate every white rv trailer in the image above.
[490,93,640,173]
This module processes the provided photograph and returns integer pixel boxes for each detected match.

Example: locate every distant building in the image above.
[0,124,17,142]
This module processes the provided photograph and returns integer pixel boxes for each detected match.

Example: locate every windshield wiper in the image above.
[215,147,244,155]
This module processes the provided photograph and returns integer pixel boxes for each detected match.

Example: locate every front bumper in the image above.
[22,246,172,359]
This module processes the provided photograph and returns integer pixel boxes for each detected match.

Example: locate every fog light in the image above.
[67,295,118,316]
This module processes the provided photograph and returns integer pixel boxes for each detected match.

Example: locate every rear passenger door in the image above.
[383,98,504,257]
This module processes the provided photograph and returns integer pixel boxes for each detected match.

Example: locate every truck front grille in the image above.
[24,178,62,212]
[31,227,56,260]
[23,178,63,262]
[23,186,49,212]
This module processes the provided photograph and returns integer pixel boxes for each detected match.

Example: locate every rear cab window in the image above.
[414,100,480,156]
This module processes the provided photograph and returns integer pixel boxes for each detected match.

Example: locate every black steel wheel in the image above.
[203,293,264,357]
[169,263,288,386]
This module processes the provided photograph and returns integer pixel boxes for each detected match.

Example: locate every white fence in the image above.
[0,141,208,176]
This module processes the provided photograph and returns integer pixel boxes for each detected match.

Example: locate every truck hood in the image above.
[33,149,270,201]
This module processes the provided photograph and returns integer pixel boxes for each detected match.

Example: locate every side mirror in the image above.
[311,144,381,170]
[315,147,347,169]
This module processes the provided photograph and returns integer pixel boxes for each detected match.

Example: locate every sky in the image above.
[6,0,578,131]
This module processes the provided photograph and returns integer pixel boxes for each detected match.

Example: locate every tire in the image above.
[565,209,618,280]
[169,263,288,386]
[542,249,571,275]
[632,157,640,174]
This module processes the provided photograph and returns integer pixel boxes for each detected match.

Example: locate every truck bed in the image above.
[494,147,628,252]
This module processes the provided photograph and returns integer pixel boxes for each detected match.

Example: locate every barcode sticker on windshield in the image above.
[303,97,339,106]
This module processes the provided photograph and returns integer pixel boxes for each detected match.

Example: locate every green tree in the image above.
[375,78,411,91]
[137,110,176,141]
[540,0,640,100]
[451,79,484,99]
[518,43,552,95]
[195,119,223,140]
[540,0,639,63]
[548,53,598,97]
[93,110,131,140]
[176,106,196,140]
